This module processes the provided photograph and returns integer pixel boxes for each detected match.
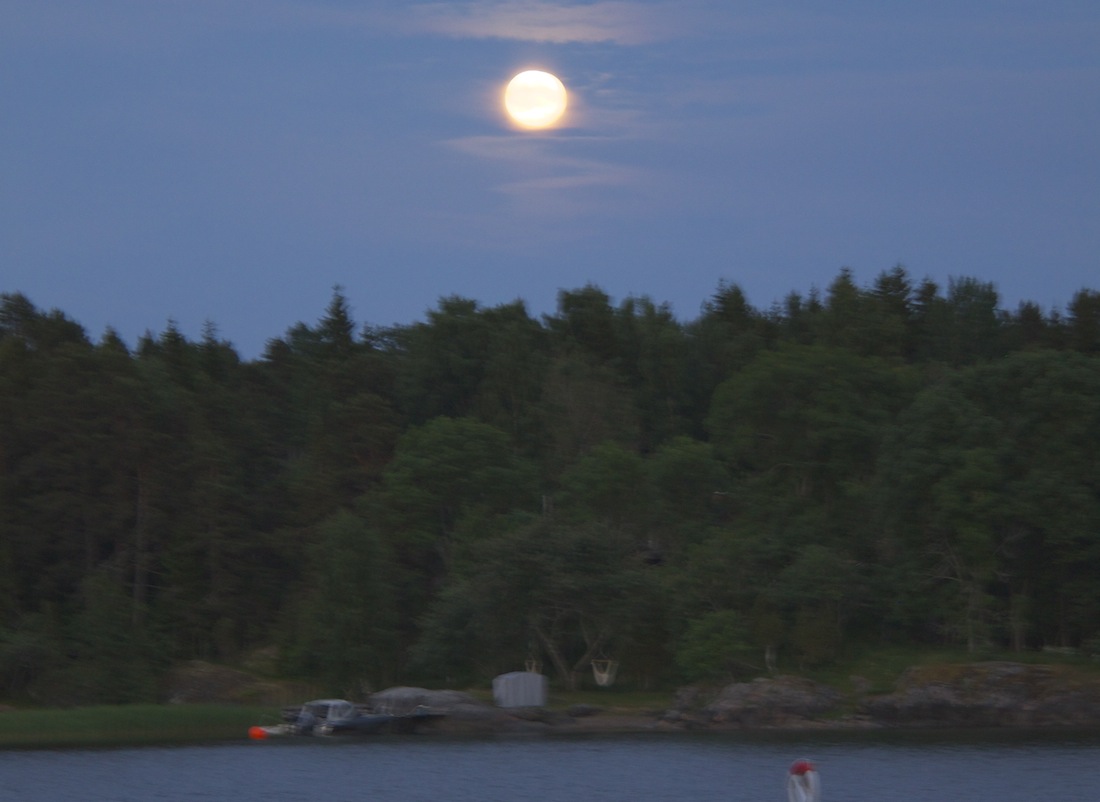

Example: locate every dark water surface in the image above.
[4,730,1098,801]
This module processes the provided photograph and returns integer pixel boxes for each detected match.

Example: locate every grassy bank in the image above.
[0,704,279,749]
[545,689,670,713]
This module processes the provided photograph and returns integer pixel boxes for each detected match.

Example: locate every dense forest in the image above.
[2,267,1099,704]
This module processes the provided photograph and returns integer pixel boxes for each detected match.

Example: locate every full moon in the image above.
[504,70,568,129]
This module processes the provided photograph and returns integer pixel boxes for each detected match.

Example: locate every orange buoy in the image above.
[248,726,269,740]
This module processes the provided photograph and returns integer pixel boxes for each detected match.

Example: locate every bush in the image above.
[674,610,754,682]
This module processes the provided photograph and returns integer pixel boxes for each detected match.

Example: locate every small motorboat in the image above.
[249,698,443,739]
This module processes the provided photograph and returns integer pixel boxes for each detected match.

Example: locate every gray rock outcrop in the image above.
[369,686,537,734]
[861,662,1100,727]
[665,662,1100,730]
[668,676,844,728]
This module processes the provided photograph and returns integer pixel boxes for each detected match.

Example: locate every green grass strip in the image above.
[0,704,280,749]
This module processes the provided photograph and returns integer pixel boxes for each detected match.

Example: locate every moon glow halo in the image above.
[504,70,567,129]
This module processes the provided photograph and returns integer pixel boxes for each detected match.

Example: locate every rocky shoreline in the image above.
[368,662,1100,735]
[667,662,1100,731]
[165,660,1100,735]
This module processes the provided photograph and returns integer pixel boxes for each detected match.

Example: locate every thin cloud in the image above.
[443,133,643,218]
[496,167,634,196]
[404,1,681,45]
[446,134,631,183]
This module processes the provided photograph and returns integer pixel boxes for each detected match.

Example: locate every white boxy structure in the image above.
[492,671,548,708]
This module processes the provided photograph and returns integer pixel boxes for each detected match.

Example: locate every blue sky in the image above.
[3,1,1098,356]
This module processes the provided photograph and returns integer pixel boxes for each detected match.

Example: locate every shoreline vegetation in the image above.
[5,655,1100,750]
[0,704,279,749]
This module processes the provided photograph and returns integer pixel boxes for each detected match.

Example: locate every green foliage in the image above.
[0,613,64,699]
[880,349,1100,650]
[1,273,1098,703]
[791,605,841,667]
[645,437,729,540]
[414,517,662,689]
[538,354,639,478]
[558,442,648,530]
[280,511,399,693]
[63,571,163,704]
[376,416,539,560]
[674,610,752,682]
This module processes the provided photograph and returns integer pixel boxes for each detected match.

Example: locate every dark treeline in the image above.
[2,267,1099,703]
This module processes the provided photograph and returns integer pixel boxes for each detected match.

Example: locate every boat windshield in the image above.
[326,701,357,721]
[303,700,357,721]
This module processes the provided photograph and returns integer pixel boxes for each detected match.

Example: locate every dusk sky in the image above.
[4,1,1098,357]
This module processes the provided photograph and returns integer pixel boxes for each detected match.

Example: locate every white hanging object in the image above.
[591,659,619,687]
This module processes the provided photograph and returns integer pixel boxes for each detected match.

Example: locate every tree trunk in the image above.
[131,464,149,626]
[535,626,574,690]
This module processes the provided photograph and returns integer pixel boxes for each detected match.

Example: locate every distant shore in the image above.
[6,660,1100,749]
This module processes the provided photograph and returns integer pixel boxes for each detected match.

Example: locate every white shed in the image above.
[492,671,548,708]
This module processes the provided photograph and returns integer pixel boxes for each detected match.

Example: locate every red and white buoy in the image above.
[787,759,821,802]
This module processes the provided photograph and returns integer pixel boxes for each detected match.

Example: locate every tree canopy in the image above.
[1,270,1098,702]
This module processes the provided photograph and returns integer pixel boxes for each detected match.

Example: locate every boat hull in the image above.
[250,700,444,739]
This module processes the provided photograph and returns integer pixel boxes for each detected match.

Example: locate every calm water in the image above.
[3,730,1099,801]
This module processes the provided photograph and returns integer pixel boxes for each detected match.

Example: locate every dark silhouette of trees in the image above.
[1,269,1098,701]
